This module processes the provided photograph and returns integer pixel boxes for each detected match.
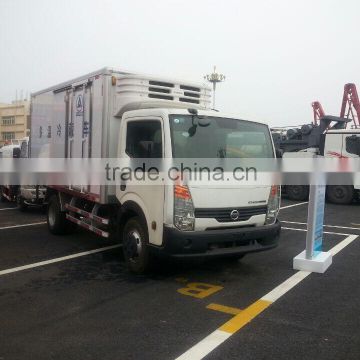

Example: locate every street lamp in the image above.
[204,66,225,109]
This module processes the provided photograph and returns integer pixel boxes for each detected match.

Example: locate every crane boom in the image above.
[311,101,325,125]
[340,83,360,128]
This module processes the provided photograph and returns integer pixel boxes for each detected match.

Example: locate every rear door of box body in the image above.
[31,74,105,201]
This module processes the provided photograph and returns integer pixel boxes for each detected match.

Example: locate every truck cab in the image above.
[0,144,21,202]
[115,107,281,269]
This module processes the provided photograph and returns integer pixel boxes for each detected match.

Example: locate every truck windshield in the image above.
[169,115,274,158]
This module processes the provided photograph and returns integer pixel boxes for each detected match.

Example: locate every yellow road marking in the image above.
[219,299,271,334]
[177,282,223,299]
[206,303,242,315]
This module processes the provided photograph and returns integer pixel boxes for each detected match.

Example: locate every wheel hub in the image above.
[335,187,344,198]
[125,230,142,260]
[48,203,56,227]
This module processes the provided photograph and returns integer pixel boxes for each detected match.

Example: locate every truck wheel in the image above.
[122,217,152,274]
[285,185,309,201]
[326,185,354,205]
[0,187,7,202]
[47,195,77,235]
[17,195,28,212]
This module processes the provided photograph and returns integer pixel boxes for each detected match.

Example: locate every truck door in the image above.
[67,82,93,192]
[117,117,165,246]
[67,83,92,159]
[324,133,343,157]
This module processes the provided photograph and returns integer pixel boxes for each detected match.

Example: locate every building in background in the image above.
[0,100,30,147]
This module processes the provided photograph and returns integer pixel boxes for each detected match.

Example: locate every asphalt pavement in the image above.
[0,198,359,360]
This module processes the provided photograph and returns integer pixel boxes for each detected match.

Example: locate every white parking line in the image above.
[0,244,121,277]
[261,270,311,303]
[282,220,360,231]
[0,207,17,211]
[175,234,358,360]
[176,330,231,360]
[0,222,47,231]
[282,226,353,237]
[329,234,358,256]
[280,202,308,210]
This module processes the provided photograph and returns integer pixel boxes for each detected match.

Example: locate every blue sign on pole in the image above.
[293,169,332,273]
[313,185,326,255]
[306,182,326,259]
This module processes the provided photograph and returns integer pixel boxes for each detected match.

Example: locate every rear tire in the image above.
[17,195,28,212]
[122,216,153,274]
[0,187,7,202]
[47,195,77,235]
[285,185,309,201]
[326,185,354,205]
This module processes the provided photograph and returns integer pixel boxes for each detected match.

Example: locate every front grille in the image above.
[195,206,267,223]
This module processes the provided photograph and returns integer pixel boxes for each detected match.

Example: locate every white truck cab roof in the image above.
[327,128,360,134]
[123,107,270,127]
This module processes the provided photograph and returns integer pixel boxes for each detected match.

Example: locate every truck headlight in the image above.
[265,185,280,225]
[174,184,195,231]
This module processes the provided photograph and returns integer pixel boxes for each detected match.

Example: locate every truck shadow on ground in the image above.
[24,247,254,292]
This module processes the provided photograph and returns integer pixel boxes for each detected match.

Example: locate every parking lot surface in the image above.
[0,199,359,359]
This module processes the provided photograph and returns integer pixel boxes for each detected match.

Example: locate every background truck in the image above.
[0,144,21,202]
[272,116,360,204]
[0,138,46,210]
[30,67,281,273]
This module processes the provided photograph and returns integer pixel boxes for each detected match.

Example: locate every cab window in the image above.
[126,120,162,158]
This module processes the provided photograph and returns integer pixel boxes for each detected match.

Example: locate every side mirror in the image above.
[13,148,21,158]
[198,116,211,127]
[275,148,283,158]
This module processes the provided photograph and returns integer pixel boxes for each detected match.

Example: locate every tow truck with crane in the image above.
[272,83,360,204]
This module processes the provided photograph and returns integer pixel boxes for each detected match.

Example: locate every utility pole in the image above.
[204,66,225,109]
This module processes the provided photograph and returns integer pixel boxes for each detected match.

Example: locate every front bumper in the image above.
[151,220,281,258]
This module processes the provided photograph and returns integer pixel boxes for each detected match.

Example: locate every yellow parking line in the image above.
[219,299,271,334]
[206,303,242,315]
[176,234,359,359]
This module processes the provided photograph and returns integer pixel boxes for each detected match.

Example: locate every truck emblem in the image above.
[230,209,239,221]
[76,94,84,115]
[57,124,62,137]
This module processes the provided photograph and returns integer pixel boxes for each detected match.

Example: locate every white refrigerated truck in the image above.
[31,67,281,273]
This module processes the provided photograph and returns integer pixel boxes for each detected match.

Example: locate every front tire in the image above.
[122,217,153,274]
[47,195,77,235]
[326,185,354,205]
